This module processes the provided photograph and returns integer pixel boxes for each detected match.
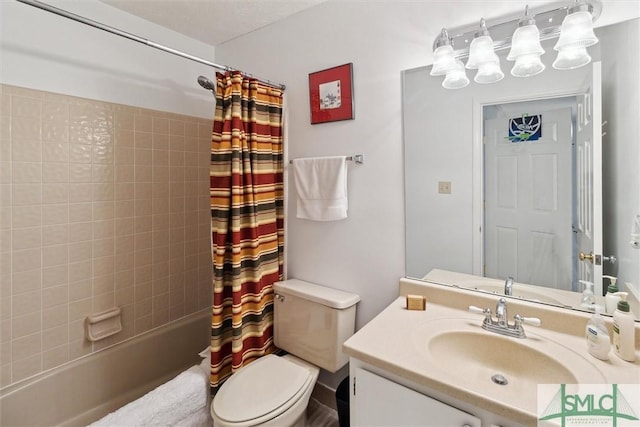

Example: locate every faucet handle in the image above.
[514,314,541,327]
[468,305,490,315]
[469,305,493,323]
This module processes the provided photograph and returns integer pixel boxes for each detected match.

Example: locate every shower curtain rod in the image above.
[16,0,286,90]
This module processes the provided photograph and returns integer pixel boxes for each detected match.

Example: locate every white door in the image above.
[576,62,603,296]
[484,107,573,290]
[352,368,481,427]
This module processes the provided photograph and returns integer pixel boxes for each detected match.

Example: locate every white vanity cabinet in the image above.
[351,366,481,427]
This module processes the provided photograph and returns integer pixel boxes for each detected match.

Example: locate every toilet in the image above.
[210,279,360,427]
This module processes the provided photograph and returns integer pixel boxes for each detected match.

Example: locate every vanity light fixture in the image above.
[430,0,601,89]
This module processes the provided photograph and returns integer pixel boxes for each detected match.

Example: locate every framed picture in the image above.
[308,63,354,124]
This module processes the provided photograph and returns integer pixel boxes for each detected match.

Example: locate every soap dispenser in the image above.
[585,305,610,360]
[604,275,620,314]
[579,280,595,309]
[612,294,636,362]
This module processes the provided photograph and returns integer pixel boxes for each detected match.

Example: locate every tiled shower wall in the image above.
[0,84,213,387]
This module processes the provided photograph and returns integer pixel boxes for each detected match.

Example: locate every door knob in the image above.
[579,252,594,262]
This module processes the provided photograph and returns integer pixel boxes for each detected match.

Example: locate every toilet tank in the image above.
[273,279,360,373]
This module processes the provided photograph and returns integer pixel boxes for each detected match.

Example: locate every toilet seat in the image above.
[212,355,314,426]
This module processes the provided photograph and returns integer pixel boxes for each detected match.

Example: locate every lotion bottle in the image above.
[612,294,636,362]
[585,305,610,360]
[604,275,620,314]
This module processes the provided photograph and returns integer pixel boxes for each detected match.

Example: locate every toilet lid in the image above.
[213,355,312,424]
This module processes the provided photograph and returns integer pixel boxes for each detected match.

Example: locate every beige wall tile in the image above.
[43,163,69,183]
[12,183,42,206]
[93,255,114,278]
[115,286,134,306]
[12,332,41,361]
[68,183,93,203]
[42,284,68,308]
[42,265,68,288]
[134,131,151,149]
[43,244,68,268]
[94,219,115,239]
[12,248,41,273]
[42,204,68,226]
[92,293,115,313]
[69,164,92,183]
[43,321,68,355]
[134,114,152,133]
[69,143,92,164]
[3,85,213,388]
[42,183,69,205]
[68,338,91,360]
[12,312,41,339]
[134,315,152,335]
[68,222,92,243]
[42,142,69,163]
[69,240,93,263]
[42,224,68,245]
[115,165,134,183]
[12,227,42,250]
[69,279,92,302]
[11,353,41,382]
[152,133,169,150]
[68,259,91,283]
[43,344,68,370]
[12,162,42,184]
[12,269,41,294]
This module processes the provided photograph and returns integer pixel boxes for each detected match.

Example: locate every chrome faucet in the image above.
[469,298,541,339]
[495,297,508,327]
[504,276,514,296]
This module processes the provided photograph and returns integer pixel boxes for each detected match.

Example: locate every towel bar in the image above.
[289,154,364,165]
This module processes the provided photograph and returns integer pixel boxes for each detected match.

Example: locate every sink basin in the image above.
[429,330,577,385]
[414,318,606,391]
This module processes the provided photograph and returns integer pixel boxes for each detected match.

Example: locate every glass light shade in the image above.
[442,60,470,89]
[511,53,546,77]
[552,45,591,70]
[466,35,499,69]
[554,10,598,50]
[430,44,457,76]
[507,24,544,60]
[474,60,504,84]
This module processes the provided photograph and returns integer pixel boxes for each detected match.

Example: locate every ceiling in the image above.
[98,0,329,46]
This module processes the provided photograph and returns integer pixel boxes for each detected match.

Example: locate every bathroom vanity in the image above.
[343,275,640,427]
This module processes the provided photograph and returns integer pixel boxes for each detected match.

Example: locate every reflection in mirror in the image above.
[403,19,639,319]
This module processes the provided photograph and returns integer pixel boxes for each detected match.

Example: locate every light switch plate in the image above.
[438,181,451,194]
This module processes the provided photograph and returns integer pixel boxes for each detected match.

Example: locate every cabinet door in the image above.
[353,368,481,427]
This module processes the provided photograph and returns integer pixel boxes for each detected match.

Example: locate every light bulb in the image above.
[555,7,598,51]
[511,53,546,77]
[474,61,504,84]
[442,60,470,89]
[553,45,591,70]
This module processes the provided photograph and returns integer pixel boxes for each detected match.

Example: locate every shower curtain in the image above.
[209,71,285,389]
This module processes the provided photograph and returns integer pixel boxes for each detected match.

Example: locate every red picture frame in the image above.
[308,63,354,124]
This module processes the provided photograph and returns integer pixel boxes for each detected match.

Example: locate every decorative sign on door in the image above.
[508,114,542,142]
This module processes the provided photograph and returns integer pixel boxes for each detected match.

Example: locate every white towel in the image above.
[292,156,348,221]
[89,365,209,427]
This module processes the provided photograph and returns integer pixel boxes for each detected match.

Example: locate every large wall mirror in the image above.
[403,18,639,318]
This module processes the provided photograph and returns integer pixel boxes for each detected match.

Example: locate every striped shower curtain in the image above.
[209,71,285,389]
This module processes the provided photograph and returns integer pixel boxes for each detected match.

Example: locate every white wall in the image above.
[0,0,216,119]
[215,1,640,387]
